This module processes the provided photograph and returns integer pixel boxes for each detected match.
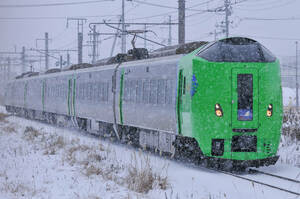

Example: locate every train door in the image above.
[67,78,76,118]
[231,68,259,130]
[177,69,183,134]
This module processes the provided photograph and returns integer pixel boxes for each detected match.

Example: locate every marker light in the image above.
[215,104,223,117]
[267,104,273,117]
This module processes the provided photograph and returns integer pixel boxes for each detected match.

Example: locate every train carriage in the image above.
[4,37,283,169]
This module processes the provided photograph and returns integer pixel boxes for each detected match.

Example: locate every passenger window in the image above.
[136,80,142,104]
[158,79,166,105]
[261,45,276,62]
[142,80,150,104]
[130,80,136,103]
[124,80,130,102]
[197,38,276,63]
[166,79,173,105]
[150,79,157,104]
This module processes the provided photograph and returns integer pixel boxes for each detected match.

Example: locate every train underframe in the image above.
[5,105,279,171]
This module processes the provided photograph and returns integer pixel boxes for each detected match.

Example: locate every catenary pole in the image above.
[225,0,230,38]
[121,0,126,53]
[178,0,185,45]
[296,41,299,107]
[45,32,49,70]
[21,46,25,73]
[92,25,97,63]
[168,15,172,46]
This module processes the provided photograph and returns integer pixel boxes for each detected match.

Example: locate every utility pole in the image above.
[67,18,87,64]
[7,57,10,80]
[45,32,49,70]
[168,15,172,46]
[91,25,98,63]
[296,41,299,107]
[67,53,70,67]
[178,0,185,45]
[21,46,26,73]
[144,24,147,49]
[121,0,126,53]
[224,0,230,38]
[78,32,83,64]
[60,55,63,69]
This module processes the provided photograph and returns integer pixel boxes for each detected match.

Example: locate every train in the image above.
[4,37,283,170]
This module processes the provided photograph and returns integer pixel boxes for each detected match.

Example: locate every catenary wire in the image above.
[0,0,114,8]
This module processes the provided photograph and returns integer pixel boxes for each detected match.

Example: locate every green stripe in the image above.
[177,70,183,135]
[68,79,71,116]
[73,78,76,117]
[119,70,124,125]
[42,81,45,112]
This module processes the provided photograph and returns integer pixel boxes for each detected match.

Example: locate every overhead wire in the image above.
[0,0,114,8]
[0,15,119,21]
[231,34,300,41]
[234,0,297,11]
[131,0,217,12]
[243,17,300,21]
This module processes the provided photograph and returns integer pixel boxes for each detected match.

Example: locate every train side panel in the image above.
[120,57,179,133]
[74,69,115,123]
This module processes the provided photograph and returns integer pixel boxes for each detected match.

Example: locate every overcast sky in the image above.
[1,0,300,72]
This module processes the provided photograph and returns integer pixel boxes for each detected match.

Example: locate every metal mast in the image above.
[168,15,172,46]
[92,25,97,63]
[178,0,185,45]
[67,18,87,64]
[45,32,49,70]
[296,41,299,107]
[121,0,126,53]
[225,0,230,38]
[21,47,26,73]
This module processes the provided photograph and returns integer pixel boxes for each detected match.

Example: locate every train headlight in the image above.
[267,104,273,117]
[215,104,223,117]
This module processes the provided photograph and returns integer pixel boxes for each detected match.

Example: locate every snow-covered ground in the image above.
[0,105,299,199]
[283,87,300,106]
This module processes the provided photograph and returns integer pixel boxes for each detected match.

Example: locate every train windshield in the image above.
[237,74,253,121]
[197,37,276,63]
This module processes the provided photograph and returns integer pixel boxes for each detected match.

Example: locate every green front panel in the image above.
[179,57,283,161]
[231,68,259,129]
[176,41,283,162]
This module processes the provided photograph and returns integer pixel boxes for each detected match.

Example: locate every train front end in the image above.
[178,37,283,168]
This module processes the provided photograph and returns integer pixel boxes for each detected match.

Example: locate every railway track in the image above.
[215,168,300,196]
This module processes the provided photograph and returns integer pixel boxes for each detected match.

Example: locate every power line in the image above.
[0,0,114,8]
[243,17,300,21]
[232,34,300,41]
[234,0,297,11]
[126,1,222,21]
[132,0,218,12]
[0,15,118,21]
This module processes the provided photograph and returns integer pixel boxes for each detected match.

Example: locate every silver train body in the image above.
[5,55,182,153]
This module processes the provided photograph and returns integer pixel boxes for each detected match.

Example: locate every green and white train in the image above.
[4,37,283,169]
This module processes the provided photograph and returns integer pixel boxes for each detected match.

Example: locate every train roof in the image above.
[10,54,183,82]
[13,41,208,81]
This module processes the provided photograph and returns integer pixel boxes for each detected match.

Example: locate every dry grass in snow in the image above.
[0,115,170,198]
[280,108,300,167]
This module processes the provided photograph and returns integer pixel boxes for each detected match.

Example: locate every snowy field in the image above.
[283,87,300,107]
[0,87,299,199]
